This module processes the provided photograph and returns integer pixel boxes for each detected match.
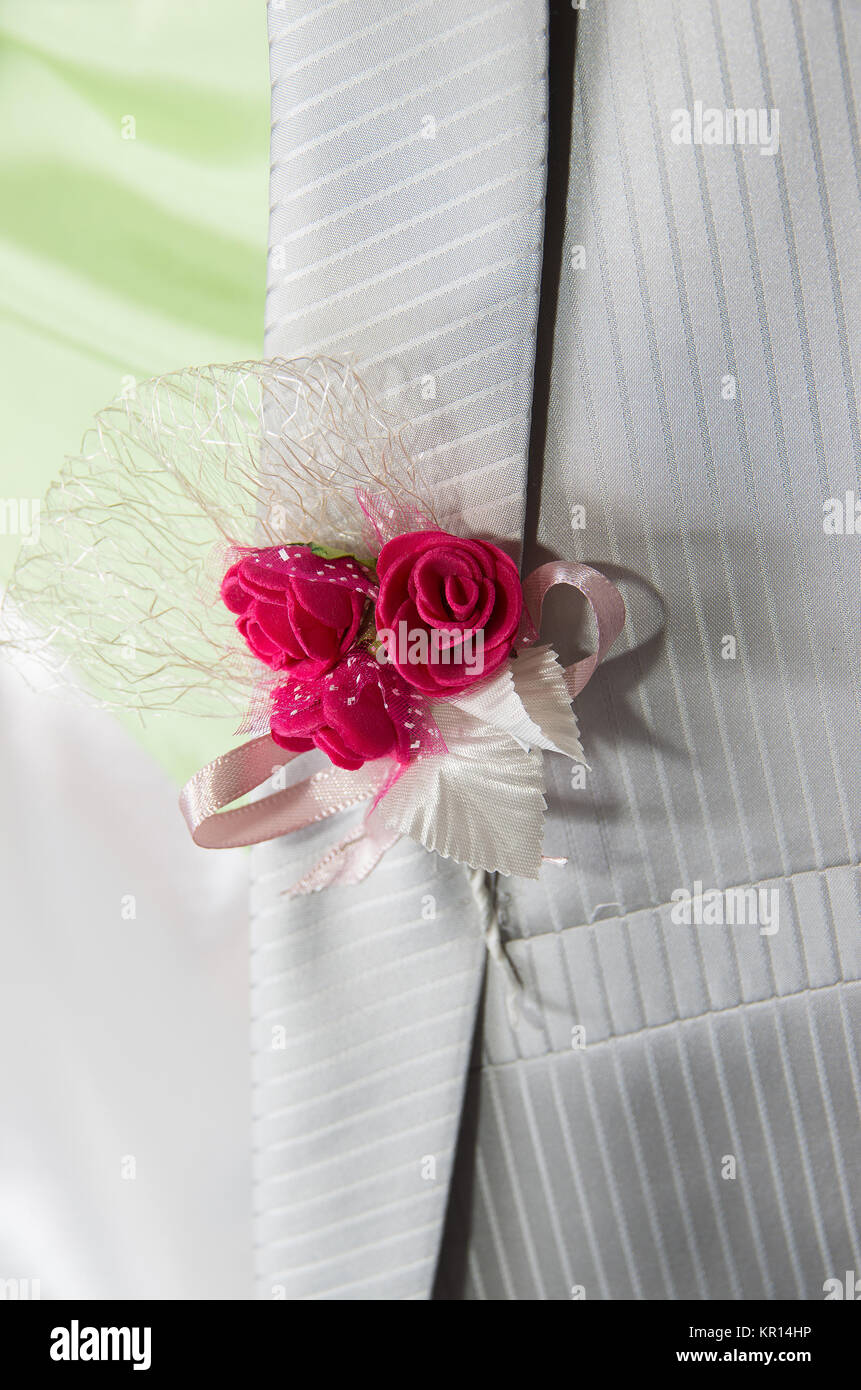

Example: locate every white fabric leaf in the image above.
[447,644,584,762]
[510,644,586,762]
[377,702,547,878]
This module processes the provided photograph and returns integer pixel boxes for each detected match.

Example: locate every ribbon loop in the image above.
[180,736,387,850]
[520,561,626,697]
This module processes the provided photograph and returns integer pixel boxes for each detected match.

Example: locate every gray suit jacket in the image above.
[254,0,860,1299]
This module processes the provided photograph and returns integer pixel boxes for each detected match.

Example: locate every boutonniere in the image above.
[1,357,624,895]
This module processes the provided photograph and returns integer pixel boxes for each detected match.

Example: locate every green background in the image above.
[0,0,270,782]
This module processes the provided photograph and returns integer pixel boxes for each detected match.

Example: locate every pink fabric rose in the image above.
[374,530,522,694]
[221,545,373,680]
[269,652,417,771]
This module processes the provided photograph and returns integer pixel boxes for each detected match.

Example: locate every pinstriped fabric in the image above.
[503,0,860,940]
[253,1,547,1298]
[437,974,861,1299]
[434,0,861,1300]
[254,0,860,1301]
[435,866,861,1299]
[266,0,547,543]
[482,864,861,1065]
[253,826,485,1299]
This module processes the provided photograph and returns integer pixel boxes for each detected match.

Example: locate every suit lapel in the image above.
[254,0,548,1298]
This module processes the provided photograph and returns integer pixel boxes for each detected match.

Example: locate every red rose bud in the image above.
[374,530,522,694]
[221,545,374,681]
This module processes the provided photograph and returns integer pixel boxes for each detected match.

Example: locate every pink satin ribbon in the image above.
[180,561,625,886]
[521,560,626,696]
[180,735,389,849]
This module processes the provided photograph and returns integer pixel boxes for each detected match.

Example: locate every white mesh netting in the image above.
[1,356,439,718]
